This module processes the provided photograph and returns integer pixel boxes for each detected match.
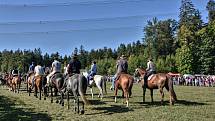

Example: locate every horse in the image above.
[47,72,64,103]
[4,73,13,91]
[11,74,21,93]
[34,75,47,100]
[27,73,34,96]
[82,71,107,99]
[114,73,134,107]
[134,68,177,105]
[60,74,89,114]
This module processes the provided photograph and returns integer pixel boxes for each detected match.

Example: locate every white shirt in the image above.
[34,65,44,76]
[52,60,61,72]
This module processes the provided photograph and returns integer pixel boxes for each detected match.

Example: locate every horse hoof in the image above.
[51,100,53,103]
[80,109,84,114]
[44,98,46,100]
[56,100,59,103]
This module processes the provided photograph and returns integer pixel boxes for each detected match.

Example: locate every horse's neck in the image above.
[139,69,145,76]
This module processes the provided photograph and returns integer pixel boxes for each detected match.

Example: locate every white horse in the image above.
[82,71,107,99]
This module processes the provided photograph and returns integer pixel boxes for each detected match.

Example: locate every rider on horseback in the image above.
[111,55,128,90]
[87,61,97,85]
[62,54,81,89]
[144,58,156,87]
[29,62,35,74]
[47,58,61,85]
[32,62,44,88]
[12,67,19,77]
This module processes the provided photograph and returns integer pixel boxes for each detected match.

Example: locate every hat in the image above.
[72,53,78,58]
[120,55,126,59]
[148,58,152,61]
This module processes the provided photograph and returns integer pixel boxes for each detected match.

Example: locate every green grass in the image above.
[0,83,215,121]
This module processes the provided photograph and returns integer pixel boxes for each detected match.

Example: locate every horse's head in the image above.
[134,68,146,83]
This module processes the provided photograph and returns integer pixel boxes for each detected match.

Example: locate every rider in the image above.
[87,61,97,85]
[32,62,45,88]
[144,58,156,87]
[34,62,45,77]
[29,62,35,74]
[62,54,81,89]
[67,53,81,76]
[46,58,61,85]
[111,55,128,90]
[12,67,19,77]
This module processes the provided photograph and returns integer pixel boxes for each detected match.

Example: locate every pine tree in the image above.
[207,0,215,22]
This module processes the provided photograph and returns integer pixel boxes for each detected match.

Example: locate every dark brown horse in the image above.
[114,73,134,107]
[134,68,177,105]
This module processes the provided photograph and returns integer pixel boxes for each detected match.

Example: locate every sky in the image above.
[0,0,209,55]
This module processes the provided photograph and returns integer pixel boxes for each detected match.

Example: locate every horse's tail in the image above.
[128,76,134,97]
[102,76,107,94]
[167,75,177,101]
[79,75,90,105]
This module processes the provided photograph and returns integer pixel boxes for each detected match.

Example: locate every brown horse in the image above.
[134,68,177,105]
[27,73,34,96]
[34,75,47,100]
[114,73,134,107]
[11,75,21,93]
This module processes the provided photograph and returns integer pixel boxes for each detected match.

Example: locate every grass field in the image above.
[0,82,215,121]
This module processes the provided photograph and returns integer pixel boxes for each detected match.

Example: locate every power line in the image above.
[0,0,146,7]
[0,26,143,35]
[0,13,178,25]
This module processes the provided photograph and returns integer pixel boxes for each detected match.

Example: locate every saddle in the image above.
[115,72,127,81]
[147,74,155,81]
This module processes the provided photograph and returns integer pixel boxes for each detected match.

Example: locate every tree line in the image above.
[0,0,215,75]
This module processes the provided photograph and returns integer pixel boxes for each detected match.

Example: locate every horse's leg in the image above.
[60,90,64,106]
[54,88,58,96]
[90,88,94,99]
[56,89,59,103]
[39,85,42,100]
[114,83,119,103]
[77,98,80,114]
[143,87,146,103]
[150,89,154,103]
[43,86,47,100]
[67,91,70,109]
[35,86,38,98]
[29,85,31,96]
[124,89,129,107]
[81,101,85,114]
[18,81,21,93]
[51,87,53,103]
[74,99,76,113]
[159,87,164,105]
[97,85,103,100]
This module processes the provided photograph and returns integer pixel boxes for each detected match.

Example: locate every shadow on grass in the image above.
[133,99,208,108]
[176,99,208,106]
[0,95,51,121]
[89,99,107,105]
[87,105,134,115]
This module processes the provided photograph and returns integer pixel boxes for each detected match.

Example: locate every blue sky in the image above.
[0,0,209,55]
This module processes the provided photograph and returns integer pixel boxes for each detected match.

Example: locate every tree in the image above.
[176,0,203,74]
[207,0,215,22]
[198,21,215,74]
[179,0,202,30]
